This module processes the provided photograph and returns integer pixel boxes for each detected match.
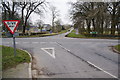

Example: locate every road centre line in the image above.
[3,42,10,44]
[48,42,53,43]
[40,42,46,44]
[87,61,118,78]
[15,42,18,44]
[4,41,56,44]
[55,42,118,79]
[32,42,39,44]
[22,42,29,44]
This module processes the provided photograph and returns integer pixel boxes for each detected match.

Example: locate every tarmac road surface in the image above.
[2,31,119,78]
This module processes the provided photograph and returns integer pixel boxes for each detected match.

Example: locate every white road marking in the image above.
[19,49,32,78]
[22,42,29,44]
[56,42,118,79]
[56,42,70,51]
[49,42,56,44]
[40,42,46,44]
[41,47,55,59]
[87,61,118,78]
[16,42,18,44]
[32,42,39,44]
[39,42,56,44]
[3,42,10,44]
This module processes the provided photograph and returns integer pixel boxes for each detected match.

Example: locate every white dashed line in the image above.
[16,42,18,44]
[40,42,46,44]
[32,42,39,44]
[86,61,118,78]
[49,42,56,44]
[56,42,118,79]
[4,42,10,44]
[22,42,29,44]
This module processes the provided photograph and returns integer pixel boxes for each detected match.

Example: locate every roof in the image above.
[43,24,51,27]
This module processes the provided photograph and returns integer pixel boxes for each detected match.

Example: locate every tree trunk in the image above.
[3,7,7,31]
[11,2,15,19]
[52,18,54,32]
[21,9,24,30]
[96,18,100,34]
[92,19,95,31]
[23,17,27,34]
[104,20,109,34]
[111,21,116,35]
[100,18,104,34]
[86,19,91,34]
[110,3,118,35]
[111,15,116,35]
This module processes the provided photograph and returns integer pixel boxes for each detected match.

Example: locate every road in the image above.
[2,31,119,78]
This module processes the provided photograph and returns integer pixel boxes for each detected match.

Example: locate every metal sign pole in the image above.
[13,34,16,57]
[3,20,20,57]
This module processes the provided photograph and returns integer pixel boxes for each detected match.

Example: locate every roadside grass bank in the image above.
[65,30,119,39]
[1,45,30,70]
[114,45,120,53]
[2,29,69,38]
[0,46,2,73]
[58,29,69,34]
[65,30,86,38]
[16,33,58,38]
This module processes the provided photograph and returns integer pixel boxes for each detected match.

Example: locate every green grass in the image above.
[17,30,69,38]
[114,44,120,52]
[66,30,119,39]
[2,29,69,38]
[0,46,2,71]
[42,33,58,36]
[16,33,58,38]
[58,29,68,34]
[66,30,85,38]
[1,46,30,70]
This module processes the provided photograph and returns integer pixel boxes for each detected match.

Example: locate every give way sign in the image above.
[3,20,20,34]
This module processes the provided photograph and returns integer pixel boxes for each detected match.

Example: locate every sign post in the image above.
[3,20,20,57]
[13,34,16,56]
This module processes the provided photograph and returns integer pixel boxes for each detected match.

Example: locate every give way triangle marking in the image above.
[41,47,55,59]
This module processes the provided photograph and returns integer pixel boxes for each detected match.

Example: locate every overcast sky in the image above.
[31,0,77,25]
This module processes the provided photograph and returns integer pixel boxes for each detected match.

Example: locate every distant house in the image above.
[42,24,51,31]
[29,26,40,33]
[28,24,52,33]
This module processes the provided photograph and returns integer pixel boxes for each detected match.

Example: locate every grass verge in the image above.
[1,45,30,70]
[114,44,120,52]
[16,33,58,38]
[58,29,68,34]
[0,46,2,72]
[66,30,119,39]
[66,30,86,38]
[2,29,70,38]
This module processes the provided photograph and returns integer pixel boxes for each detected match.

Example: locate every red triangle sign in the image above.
[3,20,20,34]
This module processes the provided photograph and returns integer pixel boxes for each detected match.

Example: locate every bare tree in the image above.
[108,2,120,35]
[22,0,46,34]
[70,1,119,36]
[50,6,59,32]
[19,2,28,30]
[54,19,62,32]
[2,1,19,19]
[36,19,44,32]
